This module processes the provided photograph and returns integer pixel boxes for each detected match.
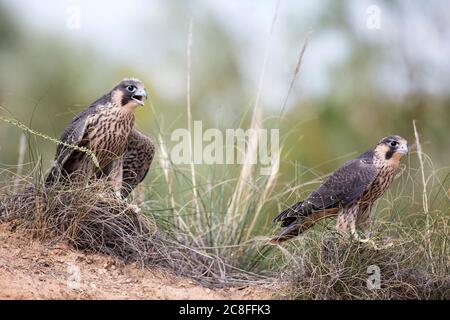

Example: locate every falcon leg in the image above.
[97,158,142,213]
[336,207,357,237]
[349,217,374,245]
[350,224,370,243]
[353,213,372,243]
[355,205,393,249]
[107,158,124,199]
[356,203,373,238]
[336,205,389,249]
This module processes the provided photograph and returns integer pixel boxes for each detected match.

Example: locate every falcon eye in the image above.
[126,85,136,93]
[389,141,398,147]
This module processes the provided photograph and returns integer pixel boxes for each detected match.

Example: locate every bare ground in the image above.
[0,223,272,300]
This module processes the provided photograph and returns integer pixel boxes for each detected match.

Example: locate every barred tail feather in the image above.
[270,222,301,244]
[270,207,340,244]
[272,201,305,223]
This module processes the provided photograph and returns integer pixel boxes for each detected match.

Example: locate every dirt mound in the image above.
[0,223,271,300]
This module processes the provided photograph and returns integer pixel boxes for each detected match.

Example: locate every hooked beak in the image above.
[397,143,408,155]
[132,88,148,106]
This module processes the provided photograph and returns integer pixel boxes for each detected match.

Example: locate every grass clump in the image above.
[1,178,165,265]
[274,224,449,299]
[0,174,268,287]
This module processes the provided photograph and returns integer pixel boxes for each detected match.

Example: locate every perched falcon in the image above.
[271,135,408,244]
[45,78,155,198]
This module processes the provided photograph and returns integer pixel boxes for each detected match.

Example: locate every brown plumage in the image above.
[121,128,155,198]
[271,135,408,244]
[45,78,155,198]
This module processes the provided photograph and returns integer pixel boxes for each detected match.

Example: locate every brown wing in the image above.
[121,129,155,198]
[271,154,378,243]
[44,93,112,187]
[44,111,95,186]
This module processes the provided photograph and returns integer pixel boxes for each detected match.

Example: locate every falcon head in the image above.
[111,78,148,109]
[376,135,408,161]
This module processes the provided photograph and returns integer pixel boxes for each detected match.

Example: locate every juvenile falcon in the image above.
[271,135,408,243]
[45,78,155,198]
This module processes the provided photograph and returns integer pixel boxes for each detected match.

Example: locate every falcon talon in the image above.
[127,204,141,214]
[380,241,394,249]
[98,192,111,202]
[113,190,123,199]
[354,235,394,251]
[357,237,372,244]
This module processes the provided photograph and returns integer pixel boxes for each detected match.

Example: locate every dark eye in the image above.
[126,85,136,93]
[389,141,398,147]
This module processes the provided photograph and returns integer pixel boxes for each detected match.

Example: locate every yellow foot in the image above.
[127,203,141,214]
[351,228,393,250]
[357,237,393,250]
[98,191,122,201]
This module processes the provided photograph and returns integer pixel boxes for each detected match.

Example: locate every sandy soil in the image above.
[0,223,271,300]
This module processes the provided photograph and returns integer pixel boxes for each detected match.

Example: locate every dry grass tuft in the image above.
[1,179,165,265]
[274,220,449,300]
[0,178,264,287]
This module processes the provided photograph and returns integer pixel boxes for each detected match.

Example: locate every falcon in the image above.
[271,135,408,244]
[45,78,155,198]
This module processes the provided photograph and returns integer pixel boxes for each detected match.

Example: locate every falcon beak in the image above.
[132,88,148,106]
[397,143,408,155]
